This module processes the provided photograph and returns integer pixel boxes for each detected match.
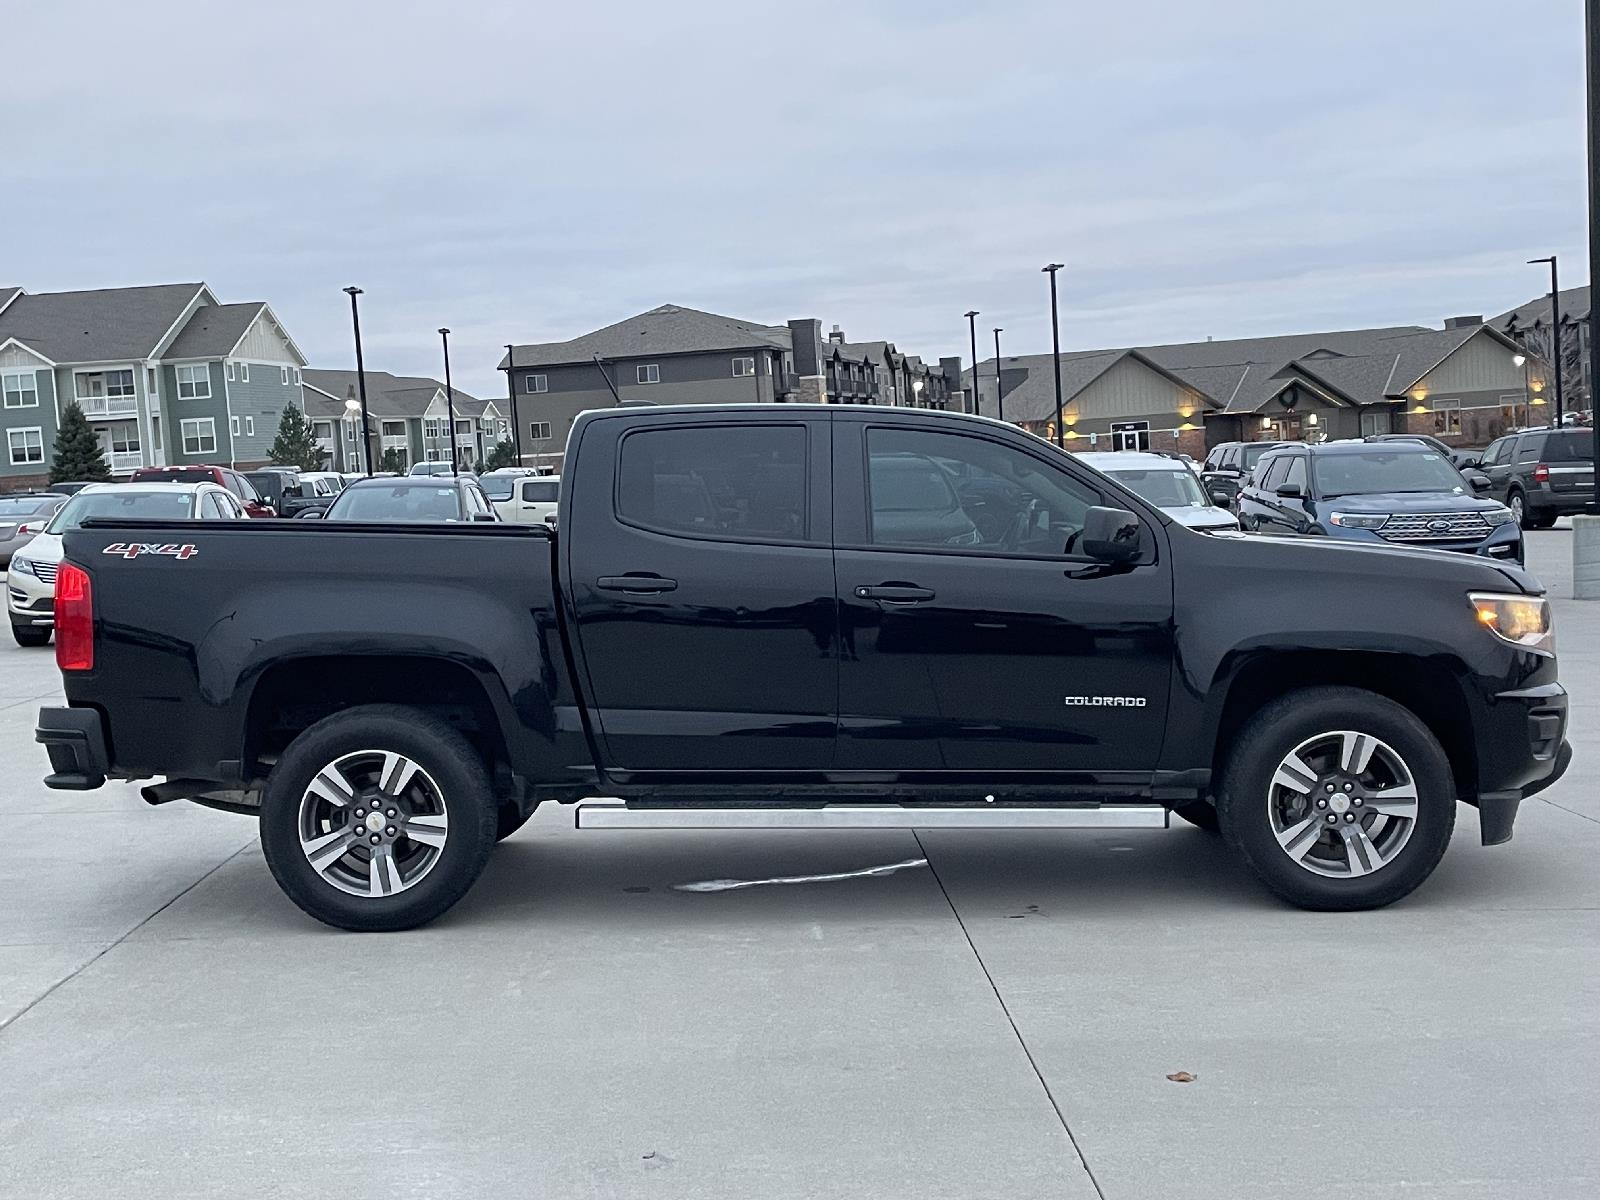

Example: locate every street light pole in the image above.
[1043,263,1065,449]
[993,327,1005,424]
[504,344,523,466]
[343,287,373,475]
[964,310,980,415]
[1528,256,1566,427]
[1587,0,1599,512]
[438,328,458,477]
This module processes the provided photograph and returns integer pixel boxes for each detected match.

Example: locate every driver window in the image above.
[1258,457,1289,492]
[1281,457,1308,491]
[864,427,1101,555]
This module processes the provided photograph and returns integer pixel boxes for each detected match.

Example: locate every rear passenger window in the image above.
[617,425,807,541]
[1515,437,1542,463]
[1282,457,1308,490]
[1258,457,1289,491]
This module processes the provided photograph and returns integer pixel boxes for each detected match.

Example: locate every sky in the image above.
[2,0,1590,399]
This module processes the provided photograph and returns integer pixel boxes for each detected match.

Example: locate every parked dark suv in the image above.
[1474,427,1597,529]
[244,469,337,519]
[1237,441,1521,564]
[1201,440,1287,507]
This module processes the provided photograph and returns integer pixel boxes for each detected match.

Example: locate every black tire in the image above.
[1508,488,1531,529]
[495,802,534,842]
[1171,801,1221,833]
[1217,686,1455,911]
[259,704,498,931]
[10,623,50,647]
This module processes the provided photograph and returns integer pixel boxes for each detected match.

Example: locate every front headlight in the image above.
[1481,506,1517,528]
[1328,512,1388,529]
[1470,592,1554,654]
[9,556,34,577]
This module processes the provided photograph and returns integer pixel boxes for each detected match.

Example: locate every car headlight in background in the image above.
[1328,512,1388,529]
[1470,592,1554,654]
[9,556,35,577]
[1481,506,1517,528]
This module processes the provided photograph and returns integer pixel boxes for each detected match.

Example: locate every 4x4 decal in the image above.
[101,542,200,561]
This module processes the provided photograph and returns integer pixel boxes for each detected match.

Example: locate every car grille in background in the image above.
[32,562,58,585]
[1379,513,1492,542]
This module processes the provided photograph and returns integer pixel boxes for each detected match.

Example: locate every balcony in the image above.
[109,450,143,475]
[79,395,138,420]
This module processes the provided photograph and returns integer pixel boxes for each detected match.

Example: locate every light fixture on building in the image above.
[1260,415,1273,429]
[1512,353,1527,367]
[1307,413,1319,427]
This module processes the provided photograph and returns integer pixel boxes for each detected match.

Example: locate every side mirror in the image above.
[297,509,323,519]
[470,511,498,522]
[1463,469,1492,492]
[1080,505,1142,564]
[1275,482,1304,499]
[1208,486,1233,505]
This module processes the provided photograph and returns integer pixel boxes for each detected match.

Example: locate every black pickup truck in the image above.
[37,405,1571,930]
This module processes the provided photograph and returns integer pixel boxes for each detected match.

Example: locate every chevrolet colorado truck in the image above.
[36,405,1571,930]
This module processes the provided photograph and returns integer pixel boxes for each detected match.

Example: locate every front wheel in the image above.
[1218,687,1455,911]
[259,704,498,931]
[1508,489,1528,529]
[10,622,50,647]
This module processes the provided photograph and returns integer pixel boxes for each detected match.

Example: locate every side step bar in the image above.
[575,800,1169,830]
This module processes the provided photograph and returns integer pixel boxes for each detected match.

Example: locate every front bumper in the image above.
[1470,680,1569,845]
[36,706,111,790]
[7,565,55,626]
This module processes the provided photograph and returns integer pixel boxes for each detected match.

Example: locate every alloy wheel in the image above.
[297,750,450,897]
[1266,730,1418,878]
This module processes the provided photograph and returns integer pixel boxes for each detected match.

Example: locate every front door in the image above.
[564,416,836,775]
[832,419,1173,775]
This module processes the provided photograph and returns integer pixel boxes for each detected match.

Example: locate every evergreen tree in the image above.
[379,448,408,474]
[48,402,112,484]
[484,438,517,471]
[472,456,487,476]
[268,405,324,470]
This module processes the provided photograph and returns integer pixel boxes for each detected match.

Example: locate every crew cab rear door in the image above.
[830,415,1174,775]
[563,412,837,775]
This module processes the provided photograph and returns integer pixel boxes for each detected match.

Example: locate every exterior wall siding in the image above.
[232,312,300,363]
[162,361,232,465]
[1068,357,1204,421]
[1413,332,1525,396]
[0,363,59,483]
[224,359,303,466]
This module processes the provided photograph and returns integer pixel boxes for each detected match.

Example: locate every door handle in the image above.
[855,584,935,604]
[597,575,678,594]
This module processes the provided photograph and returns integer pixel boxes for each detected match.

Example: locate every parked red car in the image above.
[128,465,275,517]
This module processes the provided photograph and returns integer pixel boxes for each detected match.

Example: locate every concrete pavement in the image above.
[0,530,1594,1199]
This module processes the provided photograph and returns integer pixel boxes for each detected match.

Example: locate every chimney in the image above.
[828,324,845,344]
[788,318,826,403]
[1443,315,1484,330]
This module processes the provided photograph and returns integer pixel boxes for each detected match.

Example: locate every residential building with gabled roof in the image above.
[0,282,306,488]
[300,369,503,473]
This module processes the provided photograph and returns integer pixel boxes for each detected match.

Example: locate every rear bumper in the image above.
[35,706,110,790]
[1528,488,1595,516]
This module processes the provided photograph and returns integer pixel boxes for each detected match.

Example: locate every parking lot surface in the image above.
[1,530,1595,1199]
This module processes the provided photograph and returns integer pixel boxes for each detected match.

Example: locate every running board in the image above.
[574,800,1169,830]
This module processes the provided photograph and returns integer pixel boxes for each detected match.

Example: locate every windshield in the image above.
[1543,430,1596,463]
[0,496,59,516]
[49,490,195,532]
[327,485,462,522]
[1316,451,1466,497]
[1107,467,1209,508]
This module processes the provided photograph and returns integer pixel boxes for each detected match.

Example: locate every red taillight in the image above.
[1532,463,1550,484]
[54,562,94,672]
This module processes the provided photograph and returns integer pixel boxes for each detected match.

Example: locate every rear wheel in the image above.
[10,622,50,647]
[1508,489,1529,529]
[1218,687,1455,911]
[260,704,498,931]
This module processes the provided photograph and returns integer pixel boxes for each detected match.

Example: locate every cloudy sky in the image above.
[4,0,1589,398]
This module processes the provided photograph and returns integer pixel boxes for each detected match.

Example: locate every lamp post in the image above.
[1515,353,1529,428]
[1528,256,1566,427]
[438,328,458,477]
[964,310,980,415]
[504,343,523,466]
[1588,0,1600,515]
[993,327,1005,424]
[1043,262,1065,449]
[343,287,374,475]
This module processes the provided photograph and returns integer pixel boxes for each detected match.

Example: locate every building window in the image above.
[175,364,211,399]
[454,419,471,437]
[180,418,217,455]
[636,363,660,384]
[147,366,158,398]
[230,415,241,436]
[7,426,43,465]
[2,371,38,408]
[1432,398,1461,435]
[381,420,406,441]
[313,420,334,440]
[280,367,289,384]
[524,374,548,393]
[245,416,255,437]
[732,357,755,377]
[108,423,140,456]
[152,415,162,451]
[240,363,250,382]
[226,362,236,382]
[1111,420,1151,451]
[1360,409,1392,437]
[530,421,552,441]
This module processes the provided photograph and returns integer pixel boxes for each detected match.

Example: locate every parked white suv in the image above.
[482,473,560,525]
[1074,451,1238,531]
[7,482,244,646]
